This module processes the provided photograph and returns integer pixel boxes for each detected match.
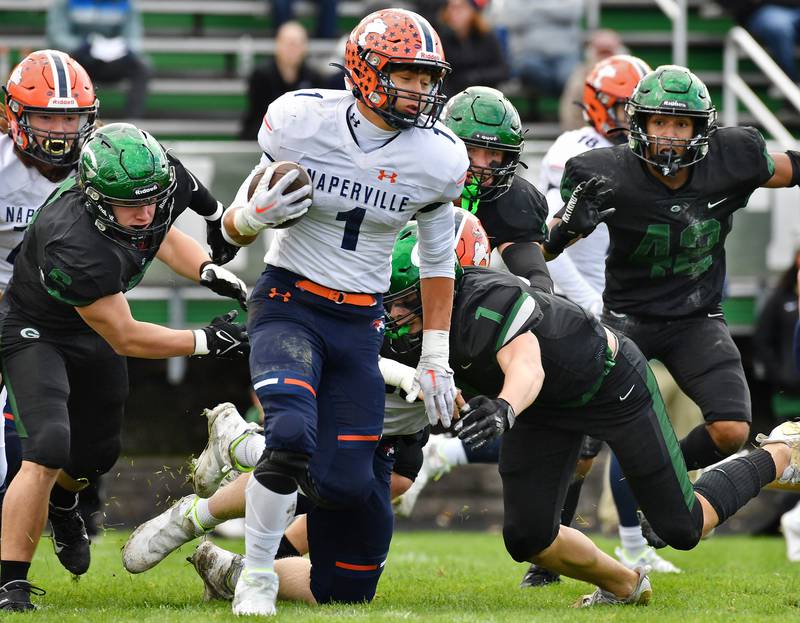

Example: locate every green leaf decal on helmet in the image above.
[443,86,523,207]
[79,122,177,251]
[626,65,717,176]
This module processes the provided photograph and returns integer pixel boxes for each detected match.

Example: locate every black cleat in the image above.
[519,563,561,588]
[637,510,668,549]
[0,580,45,611]
[49,503,91,575]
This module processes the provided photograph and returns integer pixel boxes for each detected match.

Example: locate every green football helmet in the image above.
[79,122,177,251]
[626,65,717,176]
[384,221,464,354]
[443,86,523,212]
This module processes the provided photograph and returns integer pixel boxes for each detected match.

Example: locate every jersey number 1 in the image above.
[631,219,721,278]
[336,207,366,251]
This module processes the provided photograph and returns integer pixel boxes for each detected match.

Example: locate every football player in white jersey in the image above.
[219,8,468,616]
[536,55,683,578]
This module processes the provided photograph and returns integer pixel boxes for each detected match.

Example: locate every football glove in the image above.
[199,261,248,310]
[454,395,516,450]
[193,310,249,359]
[406,330,457,428]
[206,214,240,265]
[233,166,312,234]
[544,177,615,256]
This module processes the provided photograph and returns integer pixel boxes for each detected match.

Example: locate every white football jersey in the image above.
[538,126,612,315]
[0,135,63,292]
[250,89,469,293]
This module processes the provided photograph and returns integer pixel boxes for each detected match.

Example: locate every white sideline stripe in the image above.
[253,378,279,390]
[500,296,537,347]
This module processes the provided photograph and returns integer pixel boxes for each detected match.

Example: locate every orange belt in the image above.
[295,280,377,307]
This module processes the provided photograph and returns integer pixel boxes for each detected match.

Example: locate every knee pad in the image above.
[66,435,121,480]
[25,422,71,469]
[503,522,558,562]
[253,448,336,508]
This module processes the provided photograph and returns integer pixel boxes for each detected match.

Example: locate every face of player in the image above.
[111,202,157,228]
[386,291,424,335]
[644,113,694,158]
[25,111,81,156]
[388,67,437,117]
[466,145,505,186]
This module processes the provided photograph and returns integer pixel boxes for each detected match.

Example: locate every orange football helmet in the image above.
[4,50,98,166]
[583,54,651,141]
[454,209,491,268]
[344,8,450,129]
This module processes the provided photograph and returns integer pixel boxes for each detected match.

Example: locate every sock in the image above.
[609,452,640,526]
[463,435,502,464]
[189,497,221,532]
[275,535,301,560]
[244,476,297,572]
[619,525,648,555]
[560,477,584,525]
[439,437,468,467]
[0,560,30,585]
[232,434,266,471]
[680,424,726,470]
[49,484,78,510]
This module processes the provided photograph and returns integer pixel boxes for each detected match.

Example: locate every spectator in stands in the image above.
[754,249,800,420]
[436,0,508,98]
[239,21,323,140]
[270,0,338,39]
[717,1,800,82]
[488,0,584,98]
[559,29,628,131]
[46,0,151,118]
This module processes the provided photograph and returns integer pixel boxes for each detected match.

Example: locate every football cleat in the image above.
[232,568,279,616]
[0,580,45,611]
[615,546,681,573]
[756,420,800,485]
[188,540,243,601]
[49,502,91,575]
[123,495,209,573]
[519,563,561,588]
[573,566,652,607]
[192,402,261,498]
[781,501,800,562]
[393,434,452,517]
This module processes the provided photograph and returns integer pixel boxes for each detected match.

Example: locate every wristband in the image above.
[198,260,214,279]
[192,329,209,356]
[233,206,266,237]
[204,201,224,221]
[420,329,450,361]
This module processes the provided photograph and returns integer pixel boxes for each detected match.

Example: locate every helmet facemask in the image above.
[461,143,521,211]
[384,286,423,355]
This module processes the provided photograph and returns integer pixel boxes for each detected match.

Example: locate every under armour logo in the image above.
[349,112,360,127]
[378,169,397,183]
[268,288,292,303]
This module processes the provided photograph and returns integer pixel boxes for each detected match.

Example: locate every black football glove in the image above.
[193,310,249,359]
[544,177,615,256]
[206,216,240,265]
[453,395,516,450]
[199,261,248,310]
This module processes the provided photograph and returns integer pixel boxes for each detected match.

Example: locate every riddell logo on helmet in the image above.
[662,100,689,108]
[473,133,498,142]
[134,184,159,196]
[416,51,441,62]
[48,97,78,107]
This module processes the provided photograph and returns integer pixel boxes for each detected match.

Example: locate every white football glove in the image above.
[406,330,457,428]
[233,166,312,234]
[199,261,248,310]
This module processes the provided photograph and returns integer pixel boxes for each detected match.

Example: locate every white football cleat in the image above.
[122,495,208,573]
[232,568,279,616]
[781,501,800,562]
[193,402,261,498]
[615,546,681,574]
[756,420,800,485]
[188,540,243,601]
[573,566,652,607]
[393,434,452,517]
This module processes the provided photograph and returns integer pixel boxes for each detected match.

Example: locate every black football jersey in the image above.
[474,174,549,247]
[6,153,219,332]
[451,267,610,407]
[561,126,774,318]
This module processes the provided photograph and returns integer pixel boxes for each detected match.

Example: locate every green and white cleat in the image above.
[756,420,800,485]
[615,546,681,574]
[232,568,279,616]
[573,566,652,607]
[122,495,208,573]
[192,402,261,498]
[188,540,243,601]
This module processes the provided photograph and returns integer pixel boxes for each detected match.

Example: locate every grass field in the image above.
[16,530,799,622]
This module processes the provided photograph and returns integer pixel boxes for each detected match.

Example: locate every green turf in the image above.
[20,531,800,621]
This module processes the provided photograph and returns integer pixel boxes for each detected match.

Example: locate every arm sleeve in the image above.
[416,202,456,279]
[500,243,553,294]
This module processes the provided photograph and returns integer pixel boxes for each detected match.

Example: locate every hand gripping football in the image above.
[247,161,313,229]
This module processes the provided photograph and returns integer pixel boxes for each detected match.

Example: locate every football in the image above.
[247,160,313,229]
